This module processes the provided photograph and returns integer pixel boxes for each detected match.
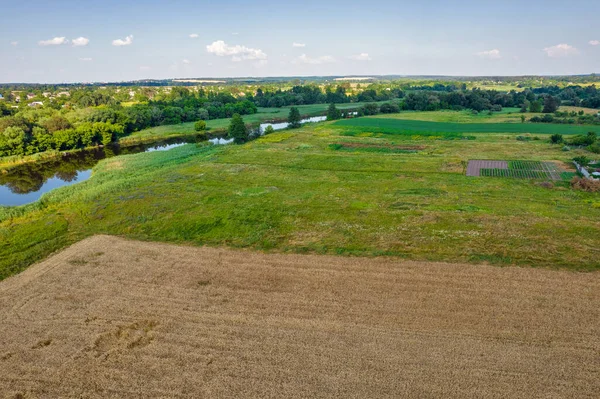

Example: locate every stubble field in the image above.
[1,235,599,398]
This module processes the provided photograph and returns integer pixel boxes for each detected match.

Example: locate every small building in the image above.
[26,93,36,100]
[28,101,43,107]
[0,94,4,100]
[57,91,70,97]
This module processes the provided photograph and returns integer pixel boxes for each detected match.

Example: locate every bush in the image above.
[573,156,590,167]
[550,134,563,144]
[361,103,380,116]
[263,125,275,135]
[194,120,206,131]
[562,145,571,152]
[379,103,400,114]
[588,143,600,154]
[571,176,600,192]
[570,132,597,146]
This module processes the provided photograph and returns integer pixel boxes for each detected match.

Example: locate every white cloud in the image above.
[294,54,336,65]
[476,49,501,59]
[79,57,93,61]
[182,59,191,64]
[189,33,199,39]
[590,40,600,46]
[39,37,68,46]
[206,40,267,61]
[72,37,89,47]
[231,32,239,35]
[10,41,18,46]
[139,66,151,71]
[292,42,306,48]
[112,35,133,46]
[543,44,578,57]
[349,53,372,61]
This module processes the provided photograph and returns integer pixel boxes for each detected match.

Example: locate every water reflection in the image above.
[259,116,327,132]
[0,138,196,206]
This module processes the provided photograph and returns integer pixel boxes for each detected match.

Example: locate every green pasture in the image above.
[1,111,599,281]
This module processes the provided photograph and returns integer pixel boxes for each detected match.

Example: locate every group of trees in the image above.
[4,80,600,157]
[551,132,599,154]
[226,106,304,144]
[0,87,258,157]
[531,85,600,109]
[0,117,124,157]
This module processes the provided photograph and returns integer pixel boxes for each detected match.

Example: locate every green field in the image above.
[334,116,600,135]
[125,102,393,143]
[1,110,599,280]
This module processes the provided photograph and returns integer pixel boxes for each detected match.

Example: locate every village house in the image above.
[28,101,43,108]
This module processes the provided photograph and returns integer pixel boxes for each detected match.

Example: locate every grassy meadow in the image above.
[125,101,392,143]
[1,111,600,280]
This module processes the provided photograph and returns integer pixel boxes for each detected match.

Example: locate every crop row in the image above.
[480,168,551,179]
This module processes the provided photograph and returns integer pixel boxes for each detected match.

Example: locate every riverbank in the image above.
[0,131,218,172]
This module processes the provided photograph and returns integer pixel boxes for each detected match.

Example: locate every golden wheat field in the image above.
[0,235,599,398]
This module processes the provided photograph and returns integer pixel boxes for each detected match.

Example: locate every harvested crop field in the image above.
[1,235,599,398]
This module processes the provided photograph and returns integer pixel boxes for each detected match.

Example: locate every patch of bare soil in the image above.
[338,142,426,150]
[0,235,599,398]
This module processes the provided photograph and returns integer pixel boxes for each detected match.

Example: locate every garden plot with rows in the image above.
[467,160,570,180]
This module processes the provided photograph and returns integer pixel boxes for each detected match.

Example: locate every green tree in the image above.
[228,113,248,143]
[520,115,526,123]
[263,125,275,135]
[326,103,341,121]
[288,107,301,128]
[0,126,27,156]
[529,100,543,113]
[194,120,207,131]
[542,96,560,113]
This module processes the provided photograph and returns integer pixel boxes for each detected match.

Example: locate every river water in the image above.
[0,139,193,207]
[0,115,331,207]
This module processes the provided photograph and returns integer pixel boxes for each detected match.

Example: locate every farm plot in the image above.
[1,235,599,398]
[468,160,565,180]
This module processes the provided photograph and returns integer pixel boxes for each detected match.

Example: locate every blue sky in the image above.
[1,0,599,83]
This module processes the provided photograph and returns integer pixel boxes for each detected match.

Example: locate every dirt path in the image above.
[0,235,599,398]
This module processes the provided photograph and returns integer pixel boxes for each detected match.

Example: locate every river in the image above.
[0,139,193,207]
[1,115,331,207]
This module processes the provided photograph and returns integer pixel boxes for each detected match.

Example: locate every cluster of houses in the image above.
[1,90,71,108]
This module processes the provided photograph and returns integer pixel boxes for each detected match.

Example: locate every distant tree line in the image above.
[251,85,403,107]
